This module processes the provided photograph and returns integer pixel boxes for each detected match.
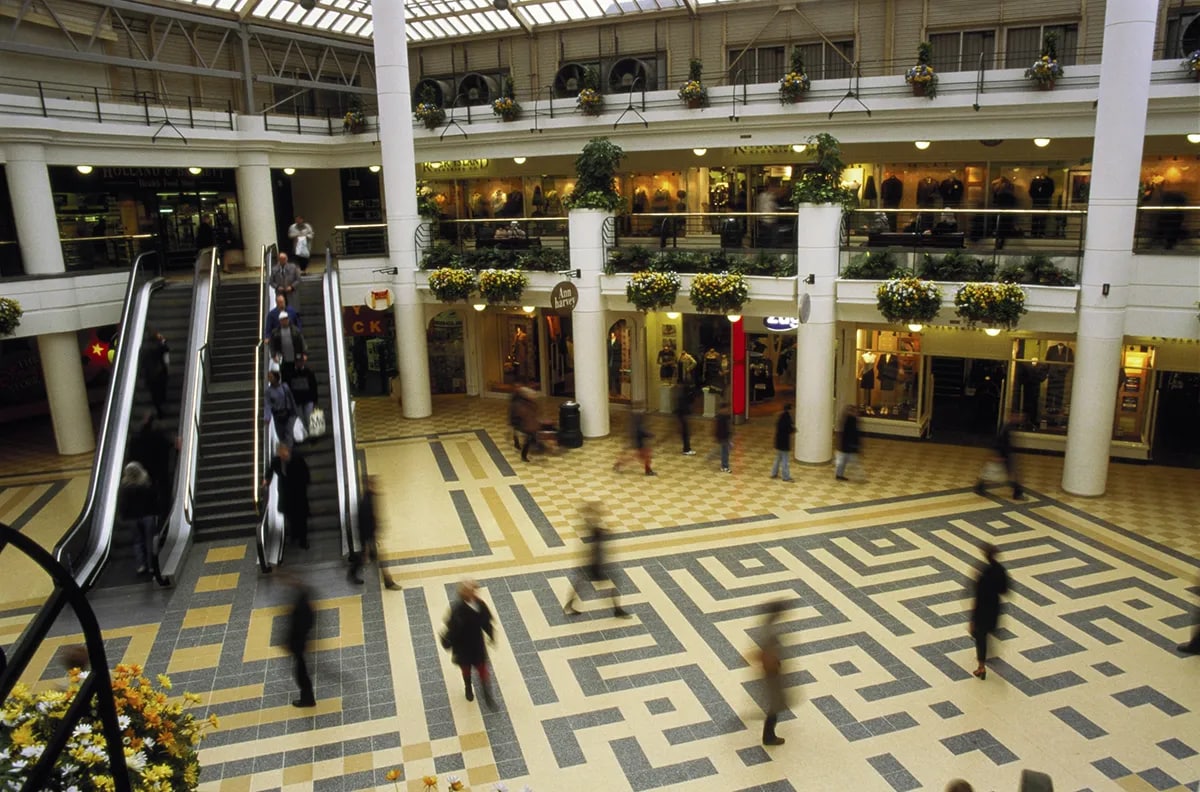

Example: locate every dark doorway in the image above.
[929,357,1007,445]
[1153,372,1200,468]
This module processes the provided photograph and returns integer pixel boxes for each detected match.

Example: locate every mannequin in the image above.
[678,350,697,386]
[608,330,623,395]
[703,348,722,391]
[1018,358,1049,428]
[881,172,904,230]
[916,176,940,208]
[862,174,878,204]
[859,351,877,413]
[1028,173,1056,237]
[876,352,900,413]
[657,341,677,382]
[1044,342,1073,410]
[632,189,648,214]
[939,173,964,208]
[992,176,1017,249]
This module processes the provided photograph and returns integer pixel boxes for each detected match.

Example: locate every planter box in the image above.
[599,273,796,314]
[836,278,1080,324]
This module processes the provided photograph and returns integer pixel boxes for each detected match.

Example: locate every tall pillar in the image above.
[1062,2,1156,496]
[794,205,842,463]
[373,1,431,418]
[235,151,276,265]
[568,209,611,438]
[6,144,95,455]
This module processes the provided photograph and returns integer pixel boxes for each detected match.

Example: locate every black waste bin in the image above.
[720,217,744,249]
[558,401,583,448]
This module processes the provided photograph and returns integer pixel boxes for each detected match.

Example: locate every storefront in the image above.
[428,310,466,395]
[342,305,396,398]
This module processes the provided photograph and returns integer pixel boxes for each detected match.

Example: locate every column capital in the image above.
[237,150,271,168]
[3,142,47,163]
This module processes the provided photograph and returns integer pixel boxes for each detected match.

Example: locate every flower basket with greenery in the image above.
[906,42,937,98]
[1184,50,1200,80]
[779,47,812,103]
[690,271,749,315]
[876,277,942,324]
[997,255,1077,286]
[428,268,476,303]
[478,268,528,304]
[791,132,858,207]
[1025,31,1064,88]
[564,137,624,212]
[0,663,218,791]
[577,67,603,116]
[342,98,366,132]
[955,282,1027,330]
[626,270,681,311]
[678,59,708,108]
[492,76,521,121]
[0,297,22,336]
[414,86,446,129]
[843,250,905,279]
[417,185,440,220]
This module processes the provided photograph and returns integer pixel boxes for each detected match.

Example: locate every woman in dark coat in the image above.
[970,543,1009,679]
[442,581,497,707]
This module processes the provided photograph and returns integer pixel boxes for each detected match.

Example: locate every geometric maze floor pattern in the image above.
[392,489,1200,792]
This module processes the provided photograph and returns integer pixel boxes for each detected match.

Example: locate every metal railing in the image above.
[60,233,157,272]
[1133,205,1198,254]
[262,102,378,136]
[612,210,796,252]
[0,76,235,130]
[255,242,279,571]
[323,248,360,562]
[332,223,388,257]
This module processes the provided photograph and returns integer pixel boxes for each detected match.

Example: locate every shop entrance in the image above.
[746,331,796,418]
[1153,372,1200,468]
[545,313,574,398]
[428,311,466,395]
[929,357,1007,444]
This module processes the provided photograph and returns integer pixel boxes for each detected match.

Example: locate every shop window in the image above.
[607,319,631,402]
[929,30,996,73]
[501,314,539,390]
[794,40,855,81]
[1115,345,1155,443]
[728,45,785,85]
[428,311,466,395]
[1004,24,1078,68]
[1009,338,1074,434]
[855,330,923,421]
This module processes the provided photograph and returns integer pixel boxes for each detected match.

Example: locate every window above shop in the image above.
[1004,23,1079,68]
[929,30,996,73]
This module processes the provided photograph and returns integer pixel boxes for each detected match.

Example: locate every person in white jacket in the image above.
[288,215,315,273]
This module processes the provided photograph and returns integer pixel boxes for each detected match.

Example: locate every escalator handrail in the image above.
[255,243,279,571]
[54,252,159,589]
[324,247,361,560]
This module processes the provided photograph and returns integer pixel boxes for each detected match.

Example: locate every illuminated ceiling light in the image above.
[283,167,296,175]
[1033,137,1051,148]
[76,165,93,175]
[368,165,381,173]
[914,141,931,151]
[665,311,681,320]
[907,323,924,332]
[1187,133,1200,144]
[727,313,742,323]
[472,303,486,312]
[513,157,527,165]
[522,305,535,314]
[187,167,202,175]
[984,327,1003,336]
[791,144,807,154]
[428,161,442,169]
[692,148,707,156]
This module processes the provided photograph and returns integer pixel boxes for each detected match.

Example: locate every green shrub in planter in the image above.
[876,277,942,324]
[955,281,1027,330]
[0,297,22,337]
[428,268,476,303]
[690,271,749,314]
[843,250,904,279]
[919,250,995,282]
[998,255,1077,286]
[522,246,569,273]
[477,268,528,304]
[627,270,681,312]
[607,245,653,274]
[420,241,461,271]
[565,137,624,212]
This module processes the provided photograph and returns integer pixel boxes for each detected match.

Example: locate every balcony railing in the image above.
[61,234,158,272]
[1133,205,1199,254]
[0,77,234,130]
[332,224,388,257]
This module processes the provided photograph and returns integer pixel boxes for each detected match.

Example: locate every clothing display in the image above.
[916,177,940,208]
[862,175,878,203]
[939,177,964,207]
[703,349,723,392]
[881,175,903,230]
[1044,342,1074,410]
[1018,361,1050,427]
[876,353,900,392]
[657,346,676,382]
[1029,174,1056,237]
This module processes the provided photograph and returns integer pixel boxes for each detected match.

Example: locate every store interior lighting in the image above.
[914,141,931,150]
[472,303,486,312]
[666,311,680,320]
[907,323,924,332]
[521,306,535,313]
[1187,133,1200,144]
[187,167,202,175]
[1033,138,1051,147]
[984,328,1003,336]
[692,148,707,156]
[791,144,807,154]
[368,165,381,173]
[513,157,527,164]
[76,165,93,175]
[727,313,742,323]
[283,167,296,175]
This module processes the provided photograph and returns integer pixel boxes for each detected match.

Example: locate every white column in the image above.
[1062,2,1157,496]
[6,144,95,455]
[793,205,842,464]
[235,151,276,265]
[568,209,611,438]
[373,2,431,419]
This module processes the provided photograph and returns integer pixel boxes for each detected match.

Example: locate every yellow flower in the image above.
[387,768,402,781]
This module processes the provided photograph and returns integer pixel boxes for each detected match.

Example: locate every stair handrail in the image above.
[156,247,219,585]
[323,246,361,562]
[255,243,279,571]
[54,251,159,590]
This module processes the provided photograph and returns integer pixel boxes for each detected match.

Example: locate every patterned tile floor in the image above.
[1,396,1198,792]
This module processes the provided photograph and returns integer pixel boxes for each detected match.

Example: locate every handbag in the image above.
[308,407,326,438]
[292,415,307,444]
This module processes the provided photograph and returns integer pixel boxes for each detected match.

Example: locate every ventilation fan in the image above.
[607,57,655,93]
[456,73,500,106]
[553,63,589,98]
[412,78,453,109]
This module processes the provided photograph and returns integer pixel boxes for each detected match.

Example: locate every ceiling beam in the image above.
[0,38,243,79]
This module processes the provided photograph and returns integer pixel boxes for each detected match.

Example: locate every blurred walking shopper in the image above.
[674,382,696,455]
[835,405,862,481]
[757,600,788,746]
[974,414,1024,499]
[349,475,400,589]
[288,215,315,274]
[968,543,1009,680]
[270,252,302,312]
[130,410,176,515]
[441,581,497,708]
[263,442,311,550]
[269,312,307,385]
[1178,575,1200,655]
[563,503,629,618]
[118,461,158,576]
[289,353,319,428]
[614,409,655,476]
[264,369,298,448]
[769,403,795,482]
[712,404,733,473]
[140,330,170,419]
[285,576,317,707]
[513,385,545,462]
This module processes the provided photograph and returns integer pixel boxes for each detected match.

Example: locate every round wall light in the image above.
[187,167,203,175]
[521,305,535,314]
[1033,138,1051,148]
[914,141,931,151]
[692,148,707,156]
[984,327,1003,336]
[907,323,924,332]
[283,167,296,175]
[665,311,680,320]
[727,313,742,323]
[1187,133,1200,144]
[513,157,527,165]
[76,165,93,175]
[428,161,442,169]
[368,165,381,173]
[791,144,807,154]
[472,303,487,312]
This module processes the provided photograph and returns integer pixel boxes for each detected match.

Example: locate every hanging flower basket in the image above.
[627,270,681,312]
[779,71,811,103]
[577,88,603,116]
[954,282,1027,330]
[678,81,707,108]
[427,268,476,303]
[0,297,22,337]
[876,277,942,325]
[689,271,749,315]
[478,268,528,304]
[1025,31,1064,89]
[1181,49,1200,81]
[905,42,937,99]
[414,102,446,130]
[0,663,218,791]
[492,96,520,122]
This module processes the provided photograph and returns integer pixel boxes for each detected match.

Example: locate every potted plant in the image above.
[0,297,22,337]
[906,42,937,98]
[998,255,1077,286]
[689,271,749,315]
[626,270,681,311]
[417,184,441,221]
[876,277,942,325]
[478,268,528,304]
[492,76,521,121]
[779,47,812,103]
[0,663,218,791]
[1025,31,1064,90]
[955,281,1027,330]
[577,67,603,116]
[428,268,476,303]
[1182,49,1200,81]
[843,250,904,279]
[564,137,625,212]
[791,132,857,207]
[342,97,366,133]
[413,86,446,130]
[678,59,708,109]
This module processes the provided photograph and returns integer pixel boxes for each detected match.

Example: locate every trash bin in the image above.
[558,401,583,448]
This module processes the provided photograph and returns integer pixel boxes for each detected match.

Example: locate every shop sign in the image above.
[763,316,799,332]
[342,305,393,337]
[735,145,795,156]
[422,159,489,174]
[550,281,578,313]
[365,288,392,310]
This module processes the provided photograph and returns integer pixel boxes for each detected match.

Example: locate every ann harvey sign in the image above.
[550,281,578,313]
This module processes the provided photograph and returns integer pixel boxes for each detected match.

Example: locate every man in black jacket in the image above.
[285,577,317,707]
[835,405,861,481]
[263,443,311,549]
[289,353,319,430]
[769,403,795,482]
[442,581,497,707]
[974,415,1024,500]
[269,312,307,385]
[969,543,1009,680]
